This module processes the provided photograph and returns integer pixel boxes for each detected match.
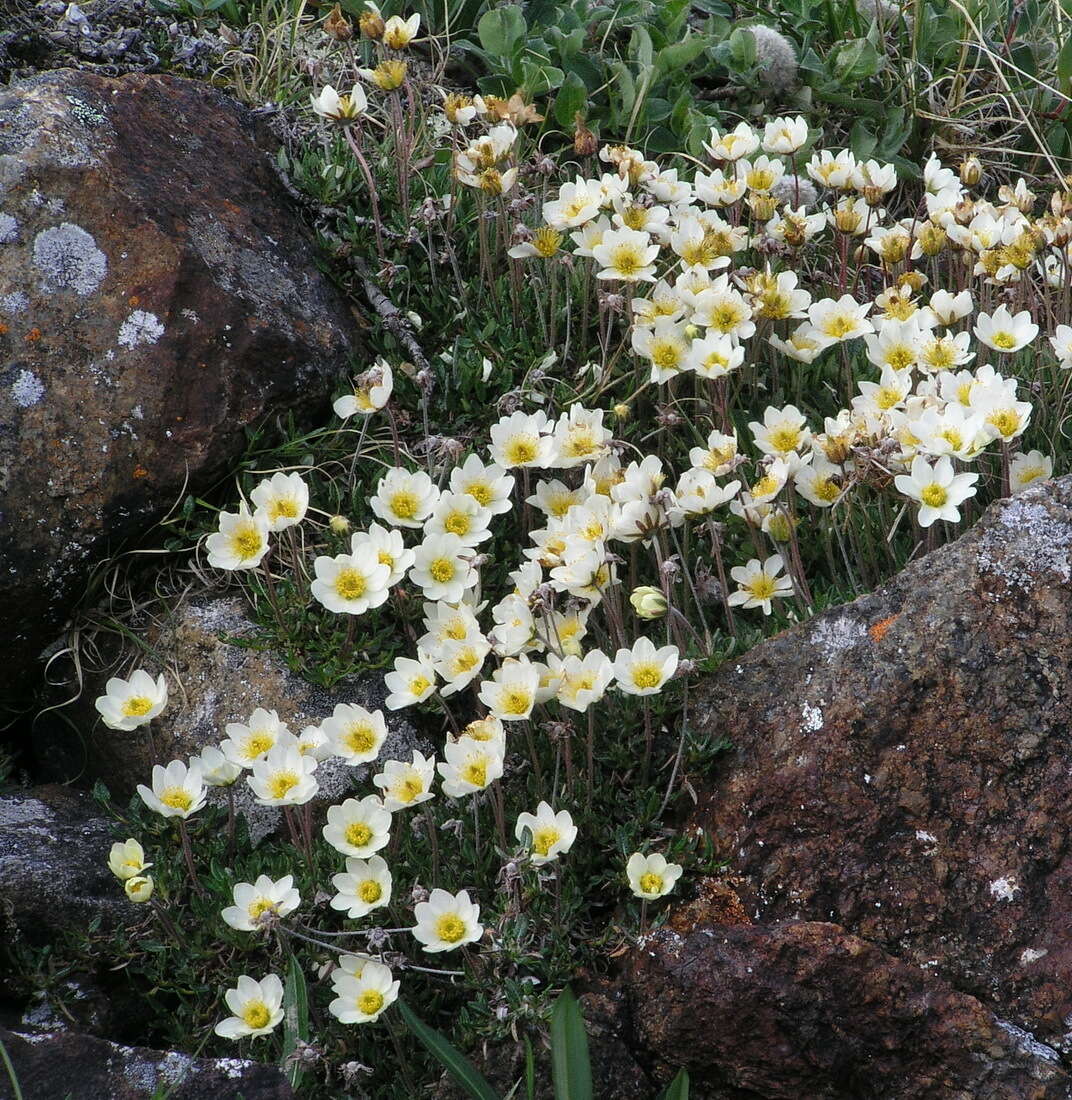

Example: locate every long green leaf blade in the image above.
[550,987,592,1100]
[658,1068,691,1100]
[398,1000,500,1100]
[280,953,310,1091]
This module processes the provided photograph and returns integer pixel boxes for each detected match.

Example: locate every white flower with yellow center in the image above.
[384,651,437,710]
[527,478,587,520]
[549,650,613,712]
[893,455,978,528]
[137,759,206,820]
[331,855,392,919]
[689,429,738,476]
[911,405,986,461]
[310,83,367,123]
[552,406,611,468]
[221,874,300,933]
[94,669,167,731]
[569,213,612,258]
[691,279,756,339]
[247,742,318,807]
[612,636,678,696]
[221,708,290,769]
[508,225,565,261]
[762,114,808,153]
[437,736,504,798]
[205,503,270,571]
[197,744,243,786]
[214,974,284,1040]
[685,331,745,379]
[918,331,974,372]
[419,599,483,649]
[591,226,659,282]
[928,289,973,325]
[311,545,391,615]
[322,703,388,765]
[323,795,392,857]
[489,593,536,656]
[515,802,577,865]
[250,471,308,532]
[125,875,153,903]
[974,305,1038,353]
[542,178,603,229]
[449,453,515,514]
[672,469,740,518]
[108,838,151,881]
[348,522,414,588]
[747,459,790,505]
[740,154,786,193]
[728,553,794,614]
[409,533,475,604]
[455,714,507,749]
[373,750,436,811]
[702,121,759,162]
[626,852,682,900]
[854,365,913,416]
[795,461,845,508]
[971,391,1032,443]
[334,360,393,418]
[1010,450,1053,493]
[434,637,491,696]
[534,605,591,656]
[488,410,555,469]
[411,888,482,953]
[806,148,858,190]
[694,167,747,206]
[328,960,399,1025]
[808,295,874,343]
[477,657,539,721]
[863,318,926,373]
[370,467,439,529]
[631,317,692,383]
[424,491,493,548]
[768,322,831,364]
[750,404,811,458]
[382,11,419,48]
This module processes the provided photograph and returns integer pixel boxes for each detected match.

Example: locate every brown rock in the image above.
[0,1026,294,1099]
[682,479,1072,1046]
[626,922,1071,1099]
[0,69,358,706]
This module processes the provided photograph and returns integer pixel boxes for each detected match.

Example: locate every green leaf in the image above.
[524,1037,536,1100]
[1059,35,1072,90]
[652,33,713,80]
[629,25,654,70]
[550,987,592,1100]
[521,59,564,96]
[280,954,309,1091]
[827,37,881,85]
[477,5,527,59]
[658,1068,690,1100]
[398,1001,500,1100]
[554,71,588,127]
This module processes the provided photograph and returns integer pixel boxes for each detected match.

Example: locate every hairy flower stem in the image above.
[522,720,544,790]
[151,900,183,942]
[658,679,690,819]
[705,518,737,637]
[585,709,596,810]
[177,820,206,898]
[343,127,385,263]
[424,802,440,886]
[225,786,236,863]
[641,700,654,786]
[492,782,508,851]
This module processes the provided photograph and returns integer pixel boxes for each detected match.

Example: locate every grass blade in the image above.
[550,987,592,1100]
[280,952,310,1091]
[658,1068,690,1100]
[398,1000,500,1100]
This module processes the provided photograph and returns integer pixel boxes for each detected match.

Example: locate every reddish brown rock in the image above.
[0,69,359,707]
[626,921,1071,1099]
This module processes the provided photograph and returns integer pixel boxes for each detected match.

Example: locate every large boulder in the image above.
[0,1026,293,1099]
[0,69,358,707]
[618,476,1072,1094]
[35,592,425,841]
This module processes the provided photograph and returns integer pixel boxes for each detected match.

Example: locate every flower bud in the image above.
[630,585,667,619]
[959,155,982,187]
[612,402,630,421]
[573,113,597,157]
[125,875,154,903]
[329,514,351,534]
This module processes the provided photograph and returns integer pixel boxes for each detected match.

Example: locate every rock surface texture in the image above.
[619,478,1072,1097]
[0,1026,294,1099]
[36,592,425,839]
[0,69,357,705]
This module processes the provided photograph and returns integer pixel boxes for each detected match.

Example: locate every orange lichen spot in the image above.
[133,465,149,479]
[26,327,42,342]
[869,614,898,643]
[0,323,8,335]
[128,295,141,307]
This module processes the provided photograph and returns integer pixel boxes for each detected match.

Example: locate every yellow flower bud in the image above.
[959,156,983,187]
[125,875,154,903]
[612,402,630,421]
[630,585,667,619]
[329,514,351,535]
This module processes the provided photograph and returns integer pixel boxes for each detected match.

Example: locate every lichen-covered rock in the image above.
[0,69,359,708]
[626,922,1071,1099]
[632,475,1072,1089]
[36,593,425,841]
[0,785,134,942]
[0,1026,293,1099]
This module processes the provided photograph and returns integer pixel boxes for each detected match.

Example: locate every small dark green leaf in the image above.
[554,71,588,128]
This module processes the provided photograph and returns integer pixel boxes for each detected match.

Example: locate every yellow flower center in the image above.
[435,914,467,943]
[451,648,480,674]
[886,347,915,371]
[631,663,662,690]
[389,490,419,519]
[747,575,777,600]
[466,482,492,506]
[268,499,298,523]
[876,387,902,411]
[269,771,299,800]
[822,314,856,339]
[231,526,264,559]
[461,760,488,788]
[925,341,956,369]
[768,427,801,453]
[652,342,683,370]
[1018,464,1044,485]
[377,550,395,569]
[395,775,424,803]
[533,827,560,856]
[987,409,1020,437]
[409,675,431,697]
[345,822,373,848]
[160,787,193,812]
[940,428,964,451]
[358,879,383,904]
[122,696,154,717]
[443,512,470,536]
[244,732,274,759]
[242,1001,271,1030]
[334,568,367,601]
[920,484,948,508]
[345,723,376,754]
[609,245,642,277]
[533,227,562,257]
[814,478,841,502]
[752,475,779,498]
[639,872,663,894]
[504,438,538,465]
[429,558,455,583]
[248,898,277,920]
[501,688,532,715]
[358,990,385,1016]
[991,331,1017,350]
[710,304,742,331]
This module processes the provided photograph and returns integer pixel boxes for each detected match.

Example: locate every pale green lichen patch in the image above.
[32,222,107,295]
